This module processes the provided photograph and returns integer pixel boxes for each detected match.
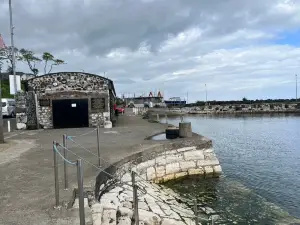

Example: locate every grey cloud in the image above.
[1,0,298,54]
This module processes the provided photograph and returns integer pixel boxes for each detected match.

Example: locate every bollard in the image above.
[156,114,159,122]
[131,171,139,225]
[194,199,199,225]
[7,120,11,132]
[53,141,59,208]
[77,159,85,225]
[165,114,168,124]
[179,122,192,138]
[63,134,68,190]
[97,126,101,167]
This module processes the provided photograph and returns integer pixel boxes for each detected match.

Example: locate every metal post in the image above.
[63,134,68,190]
[97,126,101,167]
[296,74,298,102]
[131,171,139,225]
[53,141,59,207]
[0,64,4,143]
[77,159,85,225]
[194,199,199,225]
[9,0,17,95]
[7,120,11,132]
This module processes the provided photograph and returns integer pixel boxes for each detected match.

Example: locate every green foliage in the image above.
[242,97,248,102]
[19,49,41,76]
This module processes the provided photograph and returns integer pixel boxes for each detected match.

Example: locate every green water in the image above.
[165,177,300,225]
[161,114,300,225]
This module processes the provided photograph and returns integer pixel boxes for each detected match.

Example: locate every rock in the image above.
[179,161,196,171]
[175,172,188,179]
[176,146,197,152]
[184,150,204,161]
[213,165,222,176]
[188,168,204,176]
[102,208,117,225]
[165,162,180,174]
[138,209,161,224]
[104,121,112,129]
[155,166,166,178]
[16,123,26,130]
[146,167,156,180]
[161,218,186,225]
[118,216,131,225]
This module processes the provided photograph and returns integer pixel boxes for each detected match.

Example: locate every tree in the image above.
[242,97,248,102]
[42,52,65,74]
[0,46,19,74]
[18,48,41,76]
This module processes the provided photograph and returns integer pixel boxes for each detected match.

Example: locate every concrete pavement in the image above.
[0,114,167,225]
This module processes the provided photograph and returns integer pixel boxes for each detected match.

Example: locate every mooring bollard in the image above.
[131,171,139,225]
[156,114,160,122]
[63,134,68,190]
[77,159,85,225]
[194,199,199,225]
[7,120,11,132]
[165,114,168,124]
[53,141,59,208]
[97,126,101,167]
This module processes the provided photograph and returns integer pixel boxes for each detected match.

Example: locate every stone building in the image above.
[16,72,116,129]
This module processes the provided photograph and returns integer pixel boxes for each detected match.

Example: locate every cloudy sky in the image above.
[0,0,300,102]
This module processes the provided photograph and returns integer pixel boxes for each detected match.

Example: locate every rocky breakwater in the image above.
[92,133,222,225]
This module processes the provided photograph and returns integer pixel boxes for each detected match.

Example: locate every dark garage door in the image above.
[52,99,89,128]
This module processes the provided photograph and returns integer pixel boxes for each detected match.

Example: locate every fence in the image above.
[51,127,222,225]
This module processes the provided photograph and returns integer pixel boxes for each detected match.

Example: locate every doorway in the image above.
[52,99,89,128]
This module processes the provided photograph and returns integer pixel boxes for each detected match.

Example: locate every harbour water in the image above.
[162,114,300,224]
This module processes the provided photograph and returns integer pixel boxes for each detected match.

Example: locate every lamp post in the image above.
[0,63,4,143]
[296,74,298,102]
[9,0,17,96]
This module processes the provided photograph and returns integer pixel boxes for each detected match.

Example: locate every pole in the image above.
[296,74,298,102]
[7,120,11,132]
[194,199,199,225]
[97,126,101,167]
[63,134,68,190]
[53,141,59,207]
[205,84,207,103]
[9,0,17,96]
[77,159,85,225]
[131,171,139,225]
[0,64,4,143]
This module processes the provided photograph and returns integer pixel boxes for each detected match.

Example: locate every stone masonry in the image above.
[16,72,116,129]
[92,135,222,225]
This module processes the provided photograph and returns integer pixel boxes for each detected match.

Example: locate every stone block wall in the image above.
[16,91,38,130]
[93,135,222,225]
[16,72,116,129]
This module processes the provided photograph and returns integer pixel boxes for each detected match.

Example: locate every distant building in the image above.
[165,97,186,107]
[125,96,165,108]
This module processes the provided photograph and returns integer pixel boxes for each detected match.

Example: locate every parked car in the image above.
[116,107,125,114]
[2,98,16,117]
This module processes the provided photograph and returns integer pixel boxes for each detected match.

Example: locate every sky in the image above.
[0,0,300,102]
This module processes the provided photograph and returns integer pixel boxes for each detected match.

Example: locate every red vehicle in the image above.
[116,107,125,114]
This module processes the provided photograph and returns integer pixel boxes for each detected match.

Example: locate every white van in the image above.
[2,98,15,117]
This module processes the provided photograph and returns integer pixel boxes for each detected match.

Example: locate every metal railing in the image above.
[51,127,221,225]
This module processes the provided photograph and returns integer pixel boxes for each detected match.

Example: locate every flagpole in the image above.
[9,0,17,96]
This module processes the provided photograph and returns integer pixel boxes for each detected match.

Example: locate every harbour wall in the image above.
[92,132,222,224]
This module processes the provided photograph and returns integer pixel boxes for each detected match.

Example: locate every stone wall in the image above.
[93,134,222,224]
[16,91,38,130]
[17,72,116,129]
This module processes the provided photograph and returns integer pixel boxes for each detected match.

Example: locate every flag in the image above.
[0,34,6,49]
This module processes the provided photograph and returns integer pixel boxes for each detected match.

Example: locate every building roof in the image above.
[27,72,116,96]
